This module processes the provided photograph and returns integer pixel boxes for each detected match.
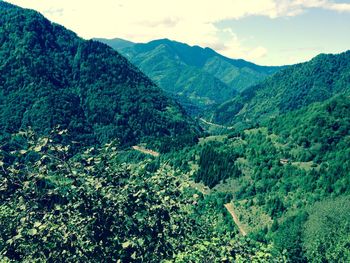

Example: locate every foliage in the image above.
[212,50,350,125]
[2,3,349,263]
[0,131,194,262]
[0,3,199,151]
[272,212,308,263]
[172,235,282,263]
[0,130,283,262]
[302,196,350,263]
[195,142,242,188]
[98,38,280,114]
[269,94,350,194]
[190,95,350,261]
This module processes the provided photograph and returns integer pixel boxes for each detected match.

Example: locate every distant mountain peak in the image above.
[92,37,135,50]
[96,37,281,115]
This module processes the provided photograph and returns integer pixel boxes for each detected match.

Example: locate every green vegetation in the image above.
[0,3,199,152]
[0,3,283,262]
[190,94,350,262]
[303,197,350,262]
[1,2,349,262]
[98,38,281,114]
[212,50,350,125]
[195,141,242,188]
[93,37,135,50]
[0,130,284,262]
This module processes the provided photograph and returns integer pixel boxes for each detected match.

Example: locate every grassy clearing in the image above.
[292,161,319,171]
[198,135,227,145]
[244,127,268,136]
[233,199,273,234]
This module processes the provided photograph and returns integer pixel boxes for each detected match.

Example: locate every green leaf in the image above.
[28,229,38,236]
[34,221,42,228]
[122,241,131,249]
[34,145,42,152]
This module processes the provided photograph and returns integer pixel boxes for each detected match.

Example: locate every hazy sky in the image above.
[6,0,350,65]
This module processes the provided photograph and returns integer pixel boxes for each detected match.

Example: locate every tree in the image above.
[303,197,350,263]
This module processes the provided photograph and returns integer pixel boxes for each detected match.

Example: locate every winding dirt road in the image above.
[132,146,160,157]
[224,203,247,236]
[199,118,234,130]
[132,144,247,236]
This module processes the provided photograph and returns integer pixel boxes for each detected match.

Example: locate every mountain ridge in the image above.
[0,2,200,151]
[97,37,282,114]
[93,37,135,50]
[211,50,350,126]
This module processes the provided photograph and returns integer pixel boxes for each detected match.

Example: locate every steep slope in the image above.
[0,3,199,150]
[0,126,283,262]
[212,51,350,125]
[93,37,135,50]
[98,38,281,114]
[191,93,350,261]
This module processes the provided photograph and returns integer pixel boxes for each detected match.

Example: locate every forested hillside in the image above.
[0,129,285,262]
[98,38,281,114]
[0,3,284,262]
[186,94,350,262]
[0,2,199,151]
[212,51,350,125]
[1,1,349,262]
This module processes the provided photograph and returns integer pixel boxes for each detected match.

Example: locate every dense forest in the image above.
[98,38,281,114]
[1,1,349,262]
[185,94,350,262]
[0,2,199,152]
[0,2,280,262]
[212,50,350,125]
[0,130,284,262]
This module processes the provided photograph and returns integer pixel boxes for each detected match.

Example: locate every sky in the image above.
[6,0,350,65]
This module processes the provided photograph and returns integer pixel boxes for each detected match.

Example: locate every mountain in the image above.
[189,92,350,262]
[245,94,350,262]
[0,3,286,262]
[212,50,350,125]
[93,37,135,50]
[0,2,199,151]
[97,38,281,114]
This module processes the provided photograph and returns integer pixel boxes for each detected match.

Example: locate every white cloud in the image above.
[326,2,350,12]
[213,28,268,61]
[249,47,268,60]
[273,0,350,16]
[5,0,350,64]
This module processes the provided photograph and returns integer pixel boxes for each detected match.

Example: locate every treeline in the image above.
[0,3,199,153]
[191,94,350,261]
[0,130,283,262]
[211,49,350,125]
[195,142,242,188]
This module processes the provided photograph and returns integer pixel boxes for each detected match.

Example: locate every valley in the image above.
[1,1,349,262]
[97,38,282,115]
